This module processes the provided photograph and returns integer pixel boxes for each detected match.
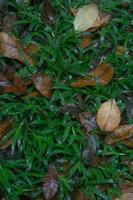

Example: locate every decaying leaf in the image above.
[2,14,17,32]
[0,32,33,65]
[32,74,52,98]
[120,181,133,193]
[79,112,97,134]
[116,45,125,56]
[58,103,81,117]
[0,119,12,150]
[80,35,92,48]
[43,164,58,200]
[105,124,133,144]
[115,193,133,200]
[74,4,98,32]
[122,137,133,148]
[43,0,55,25]
[71,63,114,88]
[96,100,121,132]
[82,135,97,166]
[88,12,111,32]
[0,70,28,95]
[70,7,78,16]
[74,189,91,200]
[24,43,40,57]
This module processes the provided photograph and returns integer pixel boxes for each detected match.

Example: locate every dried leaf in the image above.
[58,104,81,116]
[79,112,97,134]
[43,164,58,200]
[97,100,121,132]
[116,45,125,56]
[70,7,78,16]
[74,4,98,32]
[32,74,52,98]
[115,193,133,200]
[0,32,33,65]
[71,63,114,88]
[2,14,17,32]
[74,189,91,200]
[0,70,28,95]
[24,43,40,57]
[88,12,111,32]
[120,181,133,193]
[82,135,97,166]
[0,119,12,150]
[80,35,92,48]
[105,124,133,144]
[43,0,55,25]
[122,137,133,148]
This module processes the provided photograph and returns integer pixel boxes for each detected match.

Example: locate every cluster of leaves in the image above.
[0,0,133,200]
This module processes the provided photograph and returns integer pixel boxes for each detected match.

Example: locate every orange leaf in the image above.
[96,100,121,132]
[0,32,33,65]
[80,35,92,48]
[105,124,133,144]
[71,63,114,88]
[32,74,52,98]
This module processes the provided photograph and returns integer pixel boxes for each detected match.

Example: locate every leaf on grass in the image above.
[80,35,92,48]
[96,100,121,132]
[58,104,81,117]
[79,112,97,134]
[0,119,12,150]
[24,43,40,57]
[115,193,133,200]
[43,164,58,200]
[88,12,111,32]
[105,124,133,145]
[122,93,133,119]
[71,63,114,88]
[74,4,98,32]
[122,137,133,148]
[70,7,78,16]
[116,45,125,56]
[2,14,17,32]
[120,181,133,193]
[32,74,52,98]
[0,32,33,65]
[74,189,91,200]
[82,135,97,166]
[43,0,55,25]
[0,70,28,95]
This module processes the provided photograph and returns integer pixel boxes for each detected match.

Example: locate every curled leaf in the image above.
[105,124,133,144]
[74,4,98,32]
[96,100,121,132]
[32,74,52,98]
[71,63,114,88]
[0,32,33,65]
[43,164,58,200]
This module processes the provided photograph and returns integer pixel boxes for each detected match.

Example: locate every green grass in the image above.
[0,0,133,199]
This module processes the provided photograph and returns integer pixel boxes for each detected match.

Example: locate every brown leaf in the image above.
[32,74,52,98]
[122,137,133,148]
[71,63,114,88]
[0,119,12,150]
[115,193,133,200]
[105,124,133,144]
[80,35,92,48]
[2,14,17,32]
[88,12,111,32]
[70,7,78,16]
[43,164,58,200]
[43,0,55,25]
[24,43,40,57]
[0,32,33,65]
[0,70,28,95]
[74,189,91,200]
[79,112,97,134]
[120,181,133,193]
[58,104,81,117]
[96,100,121,132]
[116,45,125,56]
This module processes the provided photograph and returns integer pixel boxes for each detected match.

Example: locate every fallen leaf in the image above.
[74,189,91,200]
[88,12,111,32]
[0,119,12,150]
[79,112,97,134]
[2,14,17,32]
[24,43,40,57]
[105,124,133,144]
[71,63,114,88]
[115,193,133,200]
[82,135,97,166]
[0,32,33,65]
[120,181,133,193]
[74,4,98,32]
[116,45,125,56]
[0,70,28,95]
[23,91,40,99]
[122,137,133,148]
[43,0,55,25]
[58,104,81,117]
[70,7,78,16]
[32,74,52,98]
[122,93,133,119]
[43,164,58,200]
[80,35,92,48]
[96,100,121,132]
